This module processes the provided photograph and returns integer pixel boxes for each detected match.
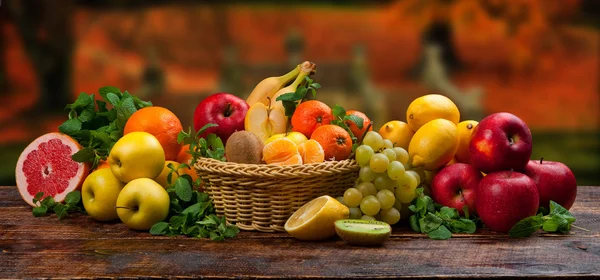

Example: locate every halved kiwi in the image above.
[334,219,392,246]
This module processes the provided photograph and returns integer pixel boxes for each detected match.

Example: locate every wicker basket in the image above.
[194,157,360,232]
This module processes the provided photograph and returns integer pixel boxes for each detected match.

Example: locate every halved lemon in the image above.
[284,195,350,241]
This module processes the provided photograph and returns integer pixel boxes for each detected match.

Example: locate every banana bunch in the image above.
[246,61,316,107]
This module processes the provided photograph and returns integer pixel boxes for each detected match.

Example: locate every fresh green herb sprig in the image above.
[150,161,239,241]
[509,201,577,238]
[151,125,238,240]
[59,86,152,169]
[177,123,226,166]
[32,191,84,220]
[408,187,478,240]
[276,76,321,118]
[330,104,365,152]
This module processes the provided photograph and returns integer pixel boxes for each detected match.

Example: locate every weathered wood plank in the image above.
[1,186,599,279]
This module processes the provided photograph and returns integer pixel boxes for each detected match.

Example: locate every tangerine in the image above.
[298,139,325,164]
[262,138,303,165]
[124,106,183,161]
[310,125,353,161]
[344,110,372,142]
[291,100,333,138]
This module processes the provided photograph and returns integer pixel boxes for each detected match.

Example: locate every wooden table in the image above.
[1,185,598,279]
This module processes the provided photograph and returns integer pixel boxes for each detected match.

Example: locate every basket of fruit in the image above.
[190,61,366,232]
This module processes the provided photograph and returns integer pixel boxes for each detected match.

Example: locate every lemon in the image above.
[378,120,414,150]
[408,118,459,171]
[406,94,460,132]
[455,120,478,164]
[284,195,350,241]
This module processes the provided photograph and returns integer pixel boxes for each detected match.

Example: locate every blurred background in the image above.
[1,0,598,185]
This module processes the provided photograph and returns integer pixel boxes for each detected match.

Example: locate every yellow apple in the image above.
[154,160,182,188]
[116,178,170,230]
[244,102,287,143]
[81,168,125,221]
[108,131,165,183]
[265,131,307,145]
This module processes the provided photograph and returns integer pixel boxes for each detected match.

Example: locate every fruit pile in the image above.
[195,61,368,166]
[15,88,237,240]
[285,93,579,243]
[13,62,579,244]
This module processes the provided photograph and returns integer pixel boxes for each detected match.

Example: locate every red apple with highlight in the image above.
[469,112,532,173]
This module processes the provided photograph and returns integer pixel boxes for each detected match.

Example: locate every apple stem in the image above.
[509,137,514,146]
[508,169,513,178]
[224,103,232,117]
[540,157,544,164]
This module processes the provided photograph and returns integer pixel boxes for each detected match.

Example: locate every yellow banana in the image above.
[271,61,317,111]
[245,64,301,107]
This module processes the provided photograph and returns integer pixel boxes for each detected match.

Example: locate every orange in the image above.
[344,110,372,142]
[310,125,353,161]
[96,160,110,170]
[124,106,183,161]
[262,138,303,165]
[291,100,334,138]
[298,140,325,164]
[176,144,200,185]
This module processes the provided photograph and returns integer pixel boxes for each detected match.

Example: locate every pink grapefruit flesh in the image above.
[15,132,90,207]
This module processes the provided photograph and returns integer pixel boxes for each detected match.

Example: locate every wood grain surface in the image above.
[1,185,599,279]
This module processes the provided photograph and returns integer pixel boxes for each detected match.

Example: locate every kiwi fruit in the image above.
[225,131,264,164]
[334,219,392,246]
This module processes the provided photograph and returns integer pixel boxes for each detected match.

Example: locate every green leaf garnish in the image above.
[509,201,577,238]
[31,191,84,219]
[408,187,479,240]
[58,87,153,169]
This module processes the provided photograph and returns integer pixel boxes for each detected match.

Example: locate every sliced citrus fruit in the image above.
[262,138,302,165]
[285,195,350,241]
[298,139,325,164]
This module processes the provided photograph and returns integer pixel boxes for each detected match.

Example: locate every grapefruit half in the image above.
[15,132,90,207]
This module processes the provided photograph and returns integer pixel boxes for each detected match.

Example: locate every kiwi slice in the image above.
[334,219,392,246]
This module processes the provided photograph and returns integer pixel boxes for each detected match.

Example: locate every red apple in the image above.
[431,163,483,216]
[193,93,249,143]
[476,170,539,233]
[469,112,532,173]
[524,158,577,210]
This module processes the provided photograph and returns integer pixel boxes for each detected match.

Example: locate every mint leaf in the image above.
[53,204,68,220]
[98,86,121,99]
[409,215,420,232]
[64,191,81,205]
[428,225,452,240]
[344,115,364,129]
[420,213,443,233]
[59,118,82,135]
[32,205,48,217]
[332,104,346,119]
[175,177,192,202]
[150,222,170,235]
[550,201,575,221]
[71,147,96,163]
[33,192,44,205]
[105,92,121,106]
[542,215,568,232]
[438,206,458,220]
[509,214,544,238]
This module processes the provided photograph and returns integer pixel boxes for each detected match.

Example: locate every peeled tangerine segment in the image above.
[334,219,392,246]
[245,103,287,143]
